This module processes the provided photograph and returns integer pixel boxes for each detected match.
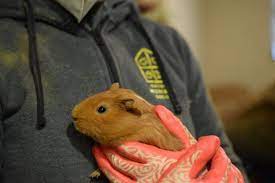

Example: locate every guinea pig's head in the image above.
[71,83,153,145]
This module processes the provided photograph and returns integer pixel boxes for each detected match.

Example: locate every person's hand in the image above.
[92,105,244,183]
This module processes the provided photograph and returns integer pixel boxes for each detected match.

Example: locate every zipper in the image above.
[83,21,120,84]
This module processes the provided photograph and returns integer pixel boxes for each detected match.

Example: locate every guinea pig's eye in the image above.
[97,106,107,114]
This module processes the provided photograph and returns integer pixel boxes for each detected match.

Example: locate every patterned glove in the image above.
[92,105,244,183]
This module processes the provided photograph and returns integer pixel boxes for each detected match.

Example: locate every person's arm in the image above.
[188,62,244,167]
[0,74,4,172]
[0,72,6,170]
[0,94,4,169]
[171,30,249,180]
[0,24,26,169]
[0,62,25,175]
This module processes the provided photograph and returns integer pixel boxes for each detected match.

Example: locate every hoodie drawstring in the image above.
[130,10,182,115]
[23,0,46,130]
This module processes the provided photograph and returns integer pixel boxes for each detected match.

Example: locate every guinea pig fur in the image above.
[72,83,183,151]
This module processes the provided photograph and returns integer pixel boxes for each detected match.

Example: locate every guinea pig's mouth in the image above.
[72,120,100,142]
[72,119,86,132]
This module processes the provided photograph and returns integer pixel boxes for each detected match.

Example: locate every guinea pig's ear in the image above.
[110,83,120,91]
[120,98,142,116]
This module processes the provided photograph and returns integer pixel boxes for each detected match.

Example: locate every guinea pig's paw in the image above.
[89,169,101,179]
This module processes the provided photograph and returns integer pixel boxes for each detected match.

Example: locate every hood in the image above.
[0,0,138,32]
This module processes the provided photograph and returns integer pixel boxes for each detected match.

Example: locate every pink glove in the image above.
[93,105,244,183]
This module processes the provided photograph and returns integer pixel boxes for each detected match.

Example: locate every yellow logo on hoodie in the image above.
[135,48,169,99]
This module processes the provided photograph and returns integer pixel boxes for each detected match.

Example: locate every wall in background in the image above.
[166,0,275,92]
[203,0,274,91]
[166,0,205,62]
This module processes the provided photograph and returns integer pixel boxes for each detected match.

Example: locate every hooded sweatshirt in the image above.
[0,0,246,182]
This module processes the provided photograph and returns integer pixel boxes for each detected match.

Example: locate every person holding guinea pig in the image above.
[0,0,248,182]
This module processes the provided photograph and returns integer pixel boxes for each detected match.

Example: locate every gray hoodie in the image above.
[0,0,246,182]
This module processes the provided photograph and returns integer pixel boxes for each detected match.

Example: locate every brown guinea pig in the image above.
[72,83,183,151]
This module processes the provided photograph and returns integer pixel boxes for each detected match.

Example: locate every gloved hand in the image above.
[93,105,244,183]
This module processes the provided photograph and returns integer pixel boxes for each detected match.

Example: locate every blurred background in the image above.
[137,0,275,182]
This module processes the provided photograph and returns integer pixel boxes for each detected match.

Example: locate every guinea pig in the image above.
[72,83,183,151]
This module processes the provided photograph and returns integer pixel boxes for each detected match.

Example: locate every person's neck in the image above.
[54,0,104,22]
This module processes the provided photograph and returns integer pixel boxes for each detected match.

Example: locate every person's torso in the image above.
[0,6,195,183]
